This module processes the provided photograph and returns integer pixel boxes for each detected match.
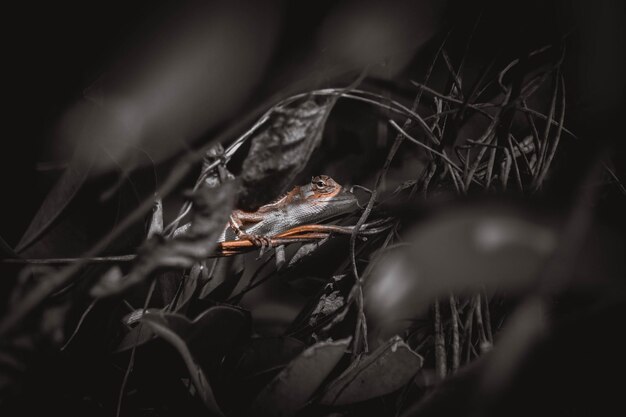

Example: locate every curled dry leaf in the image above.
[202,143,236,188]
[320,335,423,405]
[90,182,235,297]
[249,337,351,417]
[309,290,344,327]
[238,96,338,210]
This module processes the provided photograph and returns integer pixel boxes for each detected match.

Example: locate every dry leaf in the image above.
[250,337,350,417]
[320,335,423,405]
[239,96,338,210]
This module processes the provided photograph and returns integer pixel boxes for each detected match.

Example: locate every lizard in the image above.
[221,175,358,247]
[174,175,359,248]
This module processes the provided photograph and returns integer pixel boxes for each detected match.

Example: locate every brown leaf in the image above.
[320,336,423,405]
[238,96,338,210]
[249,337,350,417]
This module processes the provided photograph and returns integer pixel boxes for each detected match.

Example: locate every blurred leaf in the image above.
[90,182,235,297]
[317,0,441,77]
[0,334,34,393]
[320,335,423,405]
[41,303,71,347]
[249,337,351,417]
[15,155,92,253]
[478,297,548,398]
[92,266,123,298]
[143,315,224,416]
[365,204,557,334]
[239,97,338,210]
[60,2,281,172]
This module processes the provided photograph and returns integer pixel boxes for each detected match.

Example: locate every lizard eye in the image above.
[314,180,326,189]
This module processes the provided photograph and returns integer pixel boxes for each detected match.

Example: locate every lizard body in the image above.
[221,175,358,244]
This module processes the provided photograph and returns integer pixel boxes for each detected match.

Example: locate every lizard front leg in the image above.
[228,210,272,248]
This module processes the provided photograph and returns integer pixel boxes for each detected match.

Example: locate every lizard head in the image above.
[306,175,358,208]
[310,175,340,195]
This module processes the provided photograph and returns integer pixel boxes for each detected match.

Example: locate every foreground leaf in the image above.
[320,335,423,405]
[249,337,350,417]
[365,204,557,335]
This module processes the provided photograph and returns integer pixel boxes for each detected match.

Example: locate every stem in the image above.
[434,300,447,380]
[449,294,460,373]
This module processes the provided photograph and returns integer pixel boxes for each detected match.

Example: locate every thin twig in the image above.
[349,132,405,356]
[388,120,465,177]
[535,74,566,190]
[474,294,490,353]
[434,300,447,380]
[508,135,524,192]
[116,279,156,417]
[2,255,137,265]
[60,299,97,351]
[533,70,560,185]
[463,298,477,363]
[603,163,626,195]
[449,294,460,373]
[482,291,493,343]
